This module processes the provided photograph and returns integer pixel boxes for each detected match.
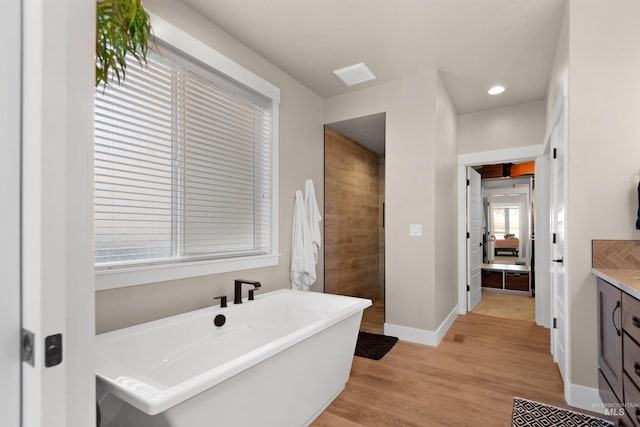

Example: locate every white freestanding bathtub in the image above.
[96,289,371,427]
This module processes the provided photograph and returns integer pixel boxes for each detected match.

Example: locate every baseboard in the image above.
[384,305,458,347]
[567,382,604,415]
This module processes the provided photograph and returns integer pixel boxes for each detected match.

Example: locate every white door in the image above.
[486,203,495,263]
[467,168,483,310]
[0,0,22,425]
[21,1,96,426]
[550,97,568,383]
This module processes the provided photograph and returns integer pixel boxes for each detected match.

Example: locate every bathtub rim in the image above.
[96,289,371,415]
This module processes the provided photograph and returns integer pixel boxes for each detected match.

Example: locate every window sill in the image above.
[95,254,280,291]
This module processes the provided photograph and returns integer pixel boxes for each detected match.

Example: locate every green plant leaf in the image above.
[96,0,152,88]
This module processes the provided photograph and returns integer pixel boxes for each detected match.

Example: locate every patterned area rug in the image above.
[512,398,612,427]
[354,331,398,360]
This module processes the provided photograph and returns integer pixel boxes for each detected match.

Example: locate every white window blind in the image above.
[95,45,272,268]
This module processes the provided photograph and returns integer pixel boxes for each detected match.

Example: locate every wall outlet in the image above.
[409,224,422,237]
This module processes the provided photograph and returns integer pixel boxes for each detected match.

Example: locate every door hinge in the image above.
[553,148,557,159]
[552,233,556,244]
[466,179,470,186]
[466,232,470,239]
[21,328,35,367]
[467,285,470,292]
[553,318,557,329]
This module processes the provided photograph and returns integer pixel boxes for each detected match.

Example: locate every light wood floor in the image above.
[472,292,535,322]
[312,313,574,427]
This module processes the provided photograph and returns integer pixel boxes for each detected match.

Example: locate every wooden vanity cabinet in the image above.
[598,278,624,402]
[598,277,640,426]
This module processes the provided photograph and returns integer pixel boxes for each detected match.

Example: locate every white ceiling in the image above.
[326,113,386,155]
[180,0,566,114]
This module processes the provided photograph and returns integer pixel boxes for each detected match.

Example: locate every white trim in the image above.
[458,144,545,166]
[566,383,605,415]
[535,151,551,328]
[271,106,280,257]
[95,14,282,290]
[22,1,96,425]
[457,164,468,314]
[384,305,458,347]
[457,145,543,314]
[149,14,280,103]
[0,0,21,424]
[96,254,281,290]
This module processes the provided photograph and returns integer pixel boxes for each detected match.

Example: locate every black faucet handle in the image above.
[248,289,259,301]
[213,295,227,308]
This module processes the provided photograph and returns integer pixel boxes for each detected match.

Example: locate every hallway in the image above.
[313,313,582,426]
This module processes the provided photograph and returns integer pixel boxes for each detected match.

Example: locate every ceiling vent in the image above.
[333,63,376,86]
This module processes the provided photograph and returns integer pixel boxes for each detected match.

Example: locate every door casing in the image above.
[0,0,23,425]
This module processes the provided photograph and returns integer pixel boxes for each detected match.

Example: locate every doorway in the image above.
[469,165,536,322]
[458,144,550,327]
[323,113,386,334]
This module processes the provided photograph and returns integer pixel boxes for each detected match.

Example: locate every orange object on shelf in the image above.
[510,161,535,177]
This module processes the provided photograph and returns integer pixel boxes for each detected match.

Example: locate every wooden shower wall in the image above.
[324,127,381,301]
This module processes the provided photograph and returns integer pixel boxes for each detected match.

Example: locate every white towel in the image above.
[290,190,315,291]
[304,179,322,263]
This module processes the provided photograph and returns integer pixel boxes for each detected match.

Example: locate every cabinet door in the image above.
[598,278,623,402]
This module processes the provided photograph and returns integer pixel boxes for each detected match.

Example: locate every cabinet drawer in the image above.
[505,272,529,291]
[481,270,502,289]
[624,333,640,391]
[623,373,640,426]
[623,292,640,344]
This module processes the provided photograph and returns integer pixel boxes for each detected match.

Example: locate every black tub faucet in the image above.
[234,280,262,304]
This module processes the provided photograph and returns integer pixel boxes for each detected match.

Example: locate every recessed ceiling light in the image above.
[488,85,505,95]
[333,63,376,86]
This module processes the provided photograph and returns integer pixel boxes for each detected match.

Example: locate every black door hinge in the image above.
[467,285,470,292]
[553,148,557,159]
[21,328,35,367]
[552,233,556,244]
[466,232,470,239]
[553,318,557,329]
[466,179,470,186]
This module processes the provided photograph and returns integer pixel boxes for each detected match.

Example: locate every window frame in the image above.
[96,15,280,291]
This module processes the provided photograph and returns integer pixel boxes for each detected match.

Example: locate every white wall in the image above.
[458,100,546,154]
[95,0,324,333]
[555,0,640,392]
[434,72,459,325]
[547,1,569,126]
[324,72,458,334]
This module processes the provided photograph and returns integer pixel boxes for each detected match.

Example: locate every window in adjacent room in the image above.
[492,206,520,239]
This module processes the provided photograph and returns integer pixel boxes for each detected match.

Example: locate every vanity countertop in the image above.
[592,268,640,300]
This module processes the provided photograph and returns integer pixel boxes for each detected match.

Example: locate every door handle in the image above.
[479,242,484,247]
[633,316,640,328]
[634,362,640,378]
[552,258,564,264]
[613,301,622,337]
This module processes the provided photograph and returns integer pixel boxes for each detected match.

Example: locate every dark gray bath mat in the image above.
[354,331,398,360]
[512,397,613,427]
